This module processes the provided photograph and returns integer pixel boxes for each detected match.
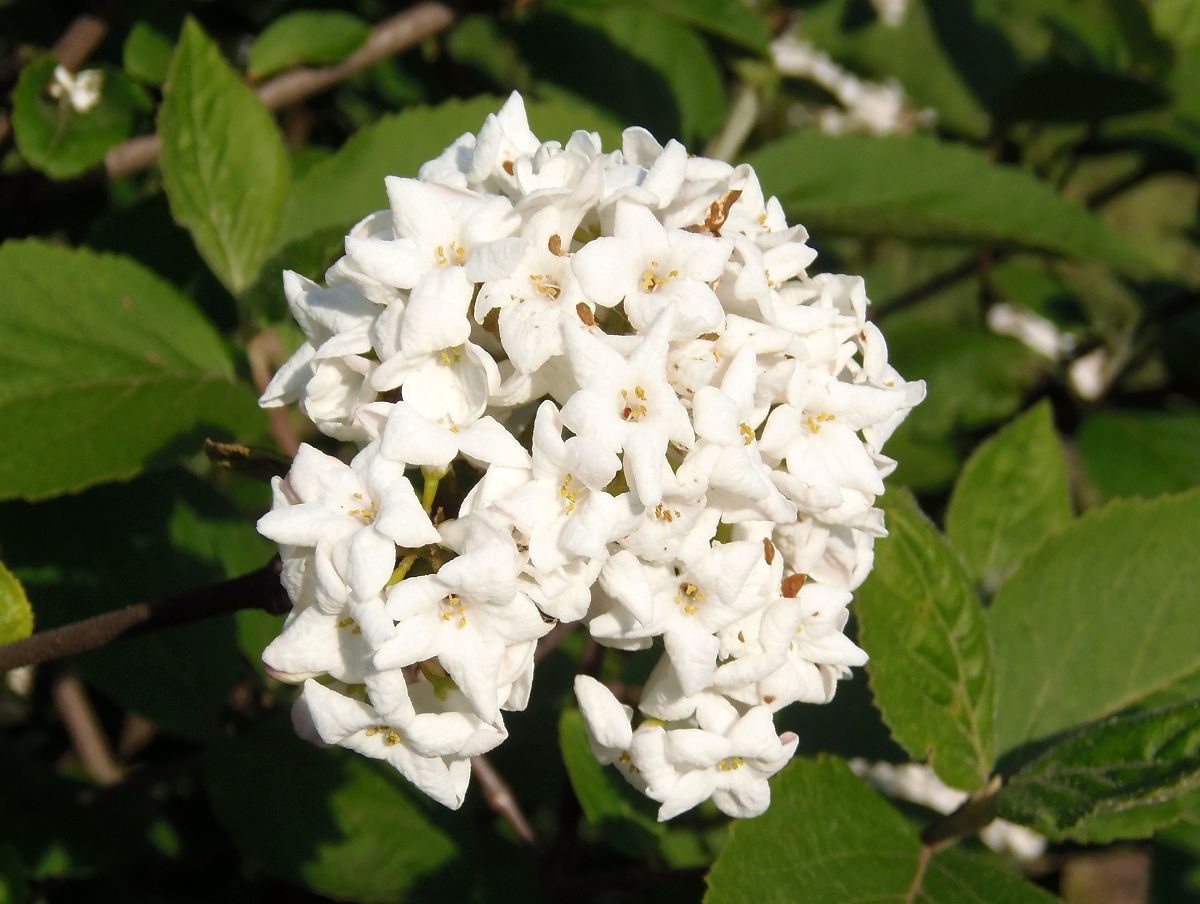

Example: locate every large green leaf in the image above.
[998,700,1200,843]
[248,11,370,80]
[205,717,460,902]
[276,95,622,248]
[705,756,1053,903]
[747,133,1150,274]
[628,0,769,52]
[522,4,726,143]
[0,561,33,645]
[12,56,150,179]
[857,490,996,791]
[946,402,1073,593]
[1076,410,1200,502]
[0,241,262,501]
[160,18,290,295]
[988,488,1200,752]
[558,707,664,857]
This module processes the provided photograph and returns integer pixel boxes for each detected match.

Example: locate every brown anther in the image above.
[576,302,595,326]
[548,234,565,256]
[698,332,720,341]
[762,538,776,564]
[683,189,743,237]
[502,159,514,175]
[763,695,776,705]
[781,573,807,598]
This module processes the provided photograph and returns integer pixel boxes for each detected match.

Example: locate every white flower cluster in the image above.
[48,65,103,114]
[257,93,924,818]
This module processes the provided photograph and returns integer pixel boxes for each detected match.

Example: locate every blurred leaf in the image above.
[248,11,370,80]
[12,56,150,179]
[857,490,996,791]
[946,402,1072,593]
[277,94,622,248]
[523,4,726,143]
[798,0,995,138]
[123,21,174,86]
[640,0,770,53]
[994,64,1165,123]
[558,707,664,857]
[205,717,459,903]
[0,845,25,904]
[998,699,1200,843]
[0,561,33,645]
[988,488,1200,753]
[160,18,290,295]
[748,133,1150,274]
[1153,0,1200,50]
[0,241,262,501]
[705,756,1052,902]
[1077,410,1200,501]
[445,16,532,94]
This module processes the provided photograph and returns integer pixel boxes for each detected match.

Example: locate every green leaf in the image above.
[123,21,174,86]
[558,707,665,857]
[1153,0,1200,50]
[0,845,26,904]
[1077,410,1200,502]
[523,5,726,143]
[160,18,290,295]
[705,756,1053,903]
[0,561,33,645]
[248,11,371,80]
[857,490,996,790]
[205,717,459,902]
[998,700,1200,843]
[640,0,769,52]
[0,240,262,501]
[993,65,1165,124]
[747,133,1151,275]
[988,488,1200,752]
[12,56,150,179]
[277,95,622,248]
[946,402,1072,593]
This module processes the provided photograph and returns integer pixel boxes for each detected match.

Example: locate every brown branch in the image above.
[0,559,288,673]
[51,669,124,785]
[472,754,539,847]
[103,2,457,180]
[246,330,301,458]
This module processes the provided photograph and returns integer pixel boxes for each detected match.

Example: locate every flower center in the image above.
[440,594,468,629]
[620,386,649,421]
[335,617,363,635]
[640,260,679,293]
[717,756,745,771]
[675,581,705,616]
[439,346,464,366]
[654,503,682,523]
[435,241,467,267]
[529,273,561,299]
[346,492,378,524]
[560,473,580,514]
[805,412,836,433]
[365,725,403,746]
[739,423,754,445]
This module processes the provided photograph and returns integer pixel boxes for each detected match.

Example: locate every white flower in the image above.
[574,675,633,765]
[47,65,102,113]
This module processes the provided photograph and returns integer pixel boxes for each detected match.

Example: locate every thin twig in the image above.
[472,754,539,847]
[0,559,288,673]
[50,669,124,785]
[246,330,301,458]
[103,2,456,179]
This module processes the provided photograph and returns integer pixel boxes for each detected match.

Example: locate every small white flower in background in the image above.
[47,65,103,114]
[257,92,923,818]
[870,0,910,27]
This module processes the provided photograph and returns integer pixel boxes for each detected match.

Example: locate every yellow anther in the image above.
[440,594,468,628]
[384,729,402,746]
[717,756,745,771]
[439,346,463,366]
[559,473,580,514]
[635,386,646,400]
[640,264,673,292]
[654,504,681,523]
[739,423,754,446]
[530,273,561,299]
[435,241,467,267]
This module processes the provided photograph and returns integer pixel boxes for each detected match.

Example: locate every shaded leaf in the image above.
[204,717,459,903]
[638,0,769,53]
[12,56,149,179]
[1077,410,1200,502]
[705,756,1052,903]
[994,65,1165,124]
[747,133,1151,274]
[999,700,1200,843]
[248,11,370,80]
[0,845,26,904]
[0,561,33,645]
[946,401,1072,593]
[160,18,290,294]
[559,707,664,857]
[0,241,262,501]
[857,490,996,790]
[988,488,1200,752]
[123,22,174,86]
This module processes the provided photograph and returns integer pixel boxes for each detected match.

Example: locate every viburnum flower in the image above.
[256,91,924,818]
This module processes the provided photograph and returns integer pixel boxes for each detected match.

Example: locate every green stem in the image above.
[421,468,445,514]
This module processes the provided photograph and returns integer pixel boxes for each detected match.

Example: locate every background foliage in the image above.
[1,0,1198,901]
